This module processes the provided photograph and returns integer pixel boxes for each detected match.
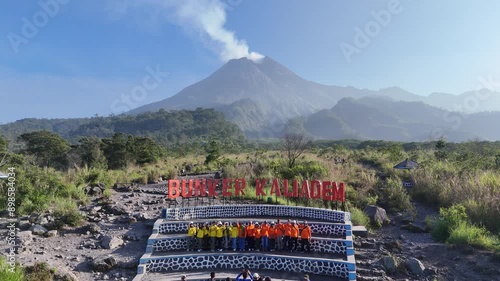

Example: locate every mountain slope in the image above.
[290,96,500,141]
[130,57,424,134]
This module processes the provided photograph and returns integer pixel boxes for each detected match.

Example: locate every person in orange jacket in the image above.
[237,222,246,251]
[283,219,292,251]
[268,222,277,251]
[260,221,270,251]
[254,222,261,251]
[290,220,300,252]
[245,221,256,251]
[275,219,284,251]
[300,220,312,253]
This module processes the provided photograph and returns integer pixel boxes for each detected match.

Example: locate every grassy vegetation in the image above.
[1,132,499,252]
[0,257,23,281]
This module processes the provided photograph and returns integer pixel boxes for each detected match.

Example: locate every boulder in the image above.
[401,222,427,233]
[45,230,58,237]
[380,255,398,273]
[54,270,79,281]
[101,235,124,249]
[364,205,390,226]
[17,231,33,246]
[29,224,48,235]
[105,203,130,215]
[91,255,117,272]
[405,257,425,276]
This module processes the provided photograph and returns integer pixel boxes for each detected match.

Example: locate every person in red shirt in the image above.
[260,221,270,251]
[300,220,312,253]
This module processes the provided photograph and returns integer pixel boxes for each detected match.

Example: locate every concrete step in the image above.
[352,225,368,237]
[137,252,355,281]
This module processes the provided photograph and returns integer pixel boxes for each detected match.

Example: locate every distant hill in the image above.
[0,108,245,147]
[288,96,500,141]
[130,56,500,136]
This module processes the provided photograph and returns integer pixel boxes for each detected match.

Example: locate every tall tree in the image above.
[281,133,312,168]
[102,133,130,170]
[18,131,70,169]
[204,140,221,165]
[77,137,107,169]
[131,137,166,165]
[0,135,7,166]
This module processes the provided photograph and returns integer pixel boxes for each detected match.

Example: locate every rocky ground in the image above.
[1,182,499,281]
[356,203,500,281]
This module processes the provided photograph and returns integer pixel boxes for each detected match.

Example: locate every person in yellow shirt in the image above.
[216,221,225,251]
[196,223,205,252]
[209,221,218,251]
[230,222,239,251]
[187,222,197,251]
[224,222,231,250]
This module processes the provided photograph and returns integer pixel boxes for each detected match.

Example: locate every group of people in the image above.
[186,219,312,253]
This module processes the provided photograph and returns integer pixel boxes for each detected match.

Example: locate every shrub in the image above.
[24,262,55,281]
[447,221,493,248]
[376,178,415,215]
[53,199,84,227]
[350,207,370,227]
[431,204,468,242]
[0,257,23,281]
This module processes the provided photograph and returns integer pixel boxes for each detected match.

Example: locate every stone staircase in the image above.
[134,205,357,280]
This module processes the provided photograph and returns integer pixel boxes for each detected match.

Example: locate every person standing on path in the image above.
[275,219,284,251]
[187,222,197,251]
[196,223,205,252]
[230,222,239,251]
[300,221,312,253]
[260,221,270,251]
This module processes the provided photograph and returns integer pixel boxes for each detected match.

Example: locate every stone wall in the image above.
[163,205,349,223]
[143,253,353,279]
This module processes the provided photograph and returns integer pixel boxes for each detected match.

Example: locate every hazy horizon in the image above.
[2,0,500,123]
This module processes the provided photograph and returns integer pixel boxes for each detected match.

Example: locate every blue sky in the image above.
[1,0,500,123]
